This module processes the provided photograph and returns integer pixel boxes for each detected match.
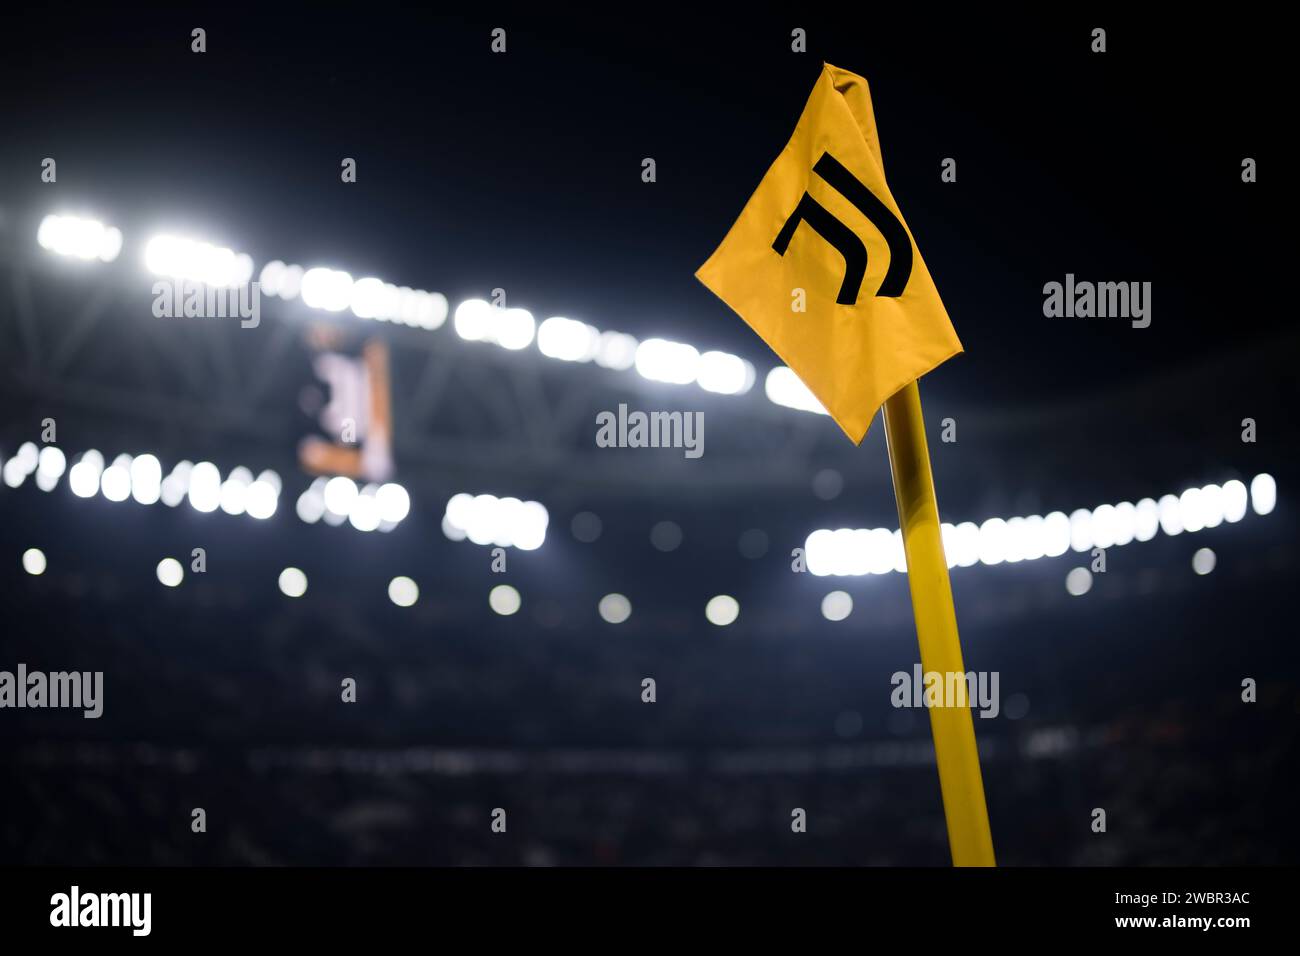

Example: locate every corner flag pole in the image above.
[883,380,996,867]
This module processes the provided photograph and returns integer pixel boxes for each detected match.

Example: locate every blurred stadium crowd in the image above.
[3,489,1294,865]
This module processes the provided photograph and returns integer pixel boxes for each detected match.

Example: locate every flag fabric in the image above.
[696,62,962,444]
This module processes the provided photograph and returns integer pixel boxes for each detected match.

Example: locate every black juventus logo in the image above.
[772,152,913,304]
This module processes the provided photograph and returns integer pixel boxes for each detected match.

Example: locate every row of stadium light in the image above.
[12,532,1214,630]
[9,530,1225,627]
[37,213,824,409]
[2,443,283,519]
[441,492,550,551]
[804,475,1277,576]
[3,443,538,543]
[383,580,725,624]
[36,214,124,262]
[21,544,652,621]
[294,475,411,532]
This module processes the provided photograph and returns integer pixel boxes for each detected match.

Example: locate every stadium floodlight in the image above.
[978,518,1009,566]
[15,443,38,473]
[944,521,982,568]
[300,267,354,312]
[464,494,499,546]
[697,351,755,395]
[823,529,872,576]
[698,351,753,395]
[1221,480,1248,523]
[68,453,102,498]
[764,366,828,415]
[4,442,39,488]
[296,492,323,523]
[598,593,632,624]
[538,317,601,362]
[495,308,536,350]
[344,278,445,328]
[260,260,305,300]
[891,530,909,572]
[37,446,66,480]
[1157,494,1184,536]
[3,459,26,489]
[1042,512,1071,557]
[22,548,47,576]
[295,479,327,524]
[453,300,536,350]
[513,501,549,551]
[1068,508,1093,552]
[1179,486,1206,533]
[1198,484,1225,529]
[705,594,740,627]
[348,486,382,532]
[1090,504,1117,549]
[279,265,305,300]
[444,493,474,530]
[160,461,192,507]
[256,470,282,493]
[375,483,410,523]
[1065,567,1093,596]
[187,461,222,513]
[1192,547,1217,576]
[219,466,253,516]
[260,260,285,295]
[1111,501,1137,547]
[414,290,449,330]
[493,497,529,548]
[395,287,420,326]
[1133,498,1160,541]
[129,454,162,505]
[37,214,122,262]
[323,476,359,516]
[804,528,835,576]
[350,276,392,320]
[100,460,132,502]
[635,338,700,385]
[278,567,308,598]
[144,234,253,287]
[1024,515,1053,561]
[1250,473,1276,516]
[837,529,868,576]
[488,584,521,616]
[821,590,853,622]
[1004,516,1029,562]
[595,331,638,370]
[874,528,902,574]
[156,557,184,588]
[442,492,548,551]
[388,576,419,608]
[396,287,445,330]
[245,479,278,520]
[454,299,493,341]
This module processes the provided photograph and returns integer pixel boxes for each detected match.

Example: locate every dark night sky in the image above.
[0,8,1289,418]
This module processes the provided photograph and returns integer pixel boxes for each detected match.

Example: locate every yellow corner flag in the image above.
[696,62,962,444]
[696,63,995,866]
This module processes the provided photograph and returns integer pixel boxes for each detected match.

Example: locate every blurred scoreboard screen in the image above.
[296,324,393,482]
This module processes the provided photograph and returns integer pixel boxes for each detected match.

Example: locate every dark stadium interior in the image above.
[1,10,1295,867]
